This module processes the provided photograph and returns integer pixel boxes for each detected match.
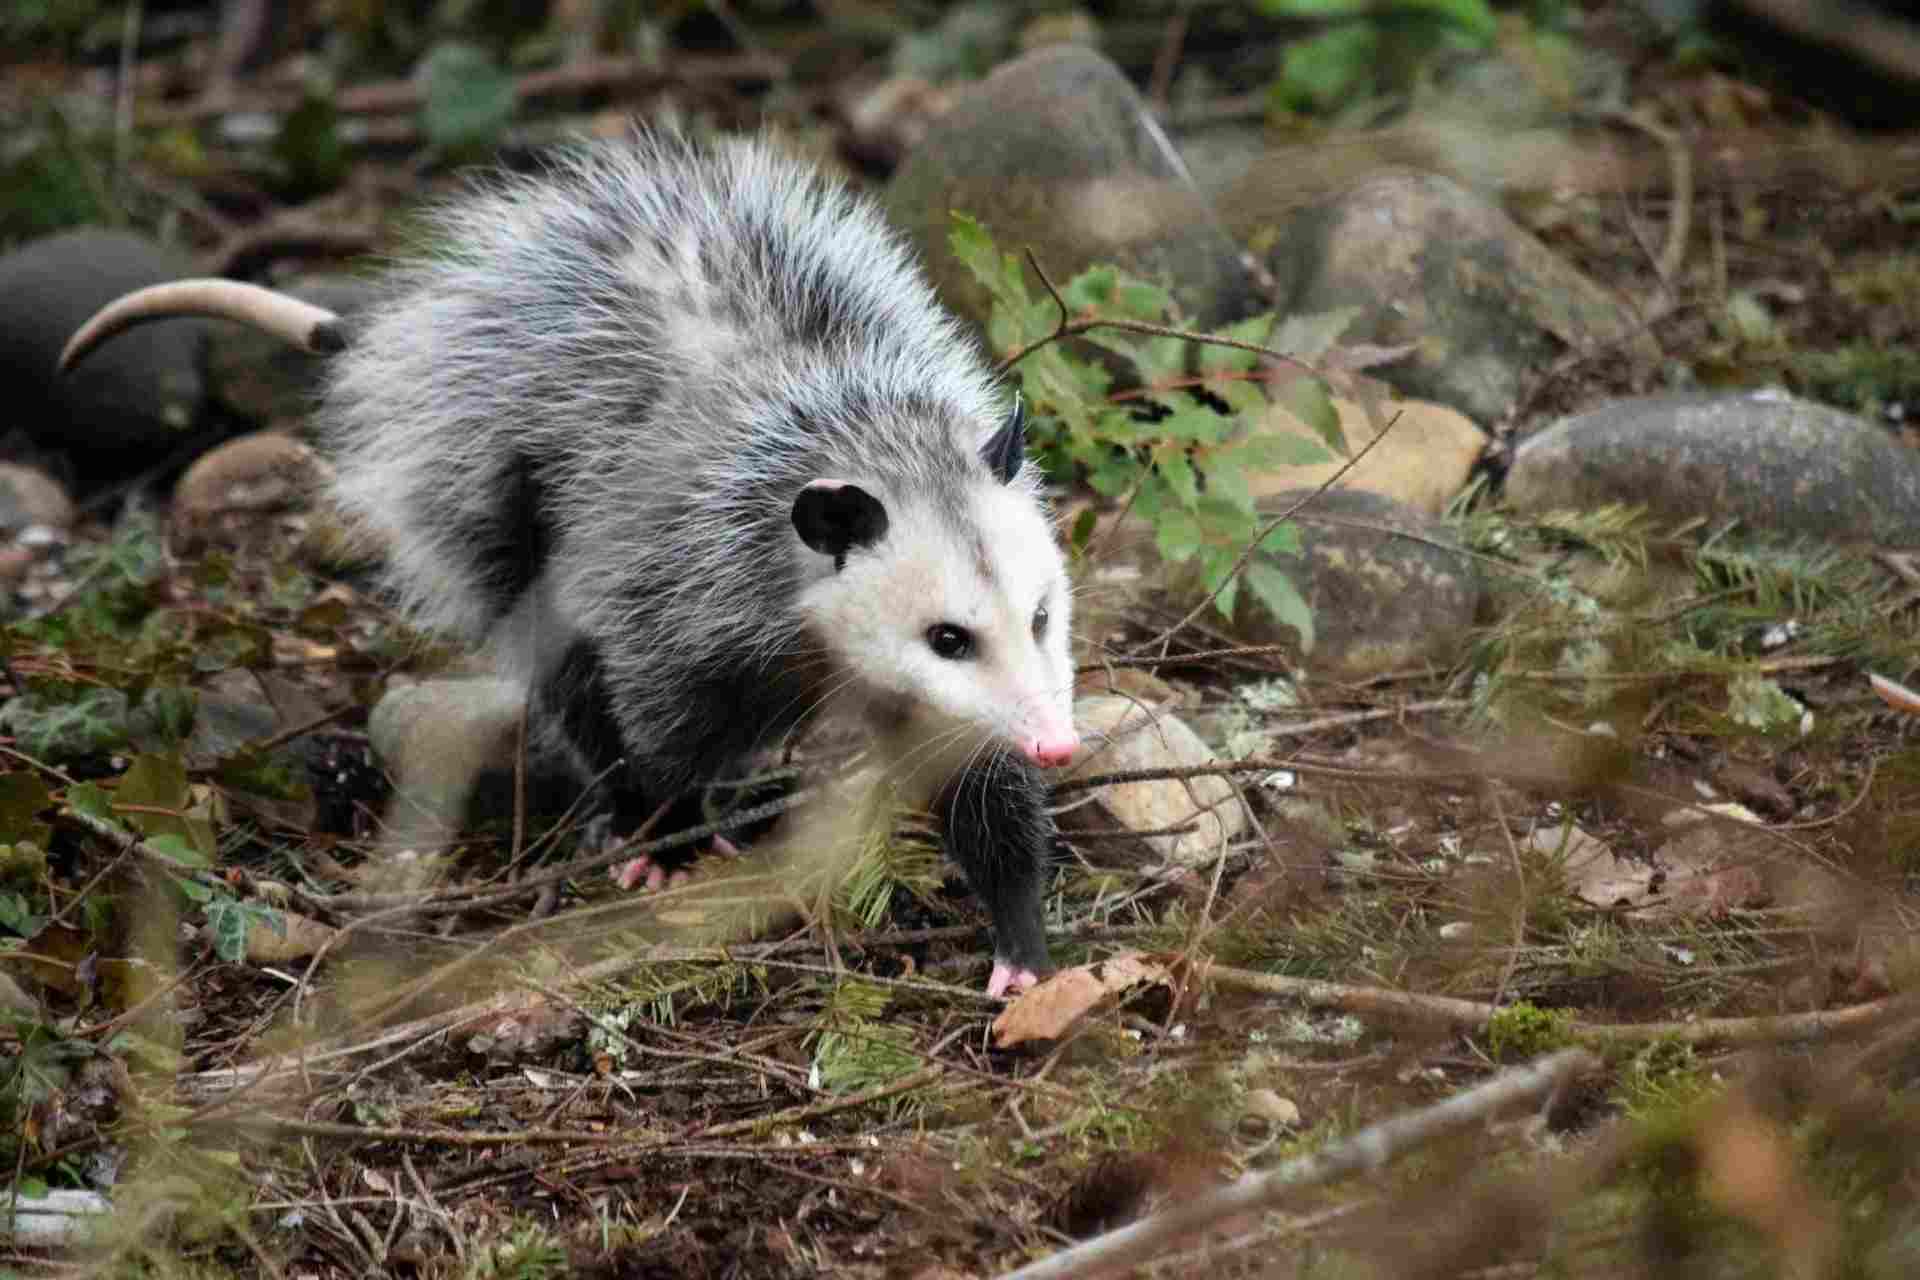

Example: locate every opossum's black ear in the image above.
[793,480,889,567]
[982,395,1027,485]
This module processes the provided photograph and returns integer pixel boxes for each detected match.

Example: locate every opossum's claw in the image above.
[987,961,1041,1000]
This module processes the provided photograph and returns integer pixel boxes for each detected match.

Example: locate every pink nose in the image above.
[1024,734,1079,768]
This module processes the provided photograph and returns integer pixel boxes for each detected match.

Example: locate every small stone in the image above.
[172,429,330,547]
[1065,694,1247,868]
[1243,1087,1301,1128]
[1249,395,1488,516]
[0,463,74,534]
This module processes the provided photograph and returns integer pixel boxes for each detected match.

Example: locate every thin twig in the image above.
[1000,1049,1597,1280]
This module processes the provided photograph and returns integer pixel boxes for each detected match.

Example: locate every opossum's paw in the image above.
[987,961,1043,1000]
[608,834,742,892]
[609,856,689,892]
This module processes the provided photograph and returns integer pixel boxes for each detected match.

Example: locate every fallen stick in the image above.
[999,1048,1597,1280]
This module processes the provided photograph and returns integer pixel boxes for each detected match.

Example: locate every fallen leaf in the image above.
[992,952,1174,1048]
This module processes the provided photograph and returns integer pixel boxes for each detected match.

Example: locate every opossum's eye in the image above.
[1031,605,1049,640]
[926,624,974,660]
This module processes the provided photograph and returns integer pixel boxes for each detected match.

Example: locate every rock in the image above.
[885,45,1263,342]
[1243,1087,1300,1129]
[1238,488,1482,678]
[0,229,211,492]
[1243,171,1653,422]
[366,678,524,832]
[1064,695,1246,869]
[205,274,376,425]
[1249,394,1487,516]
[171,429,330,546]
[0,463,74,534]
[1506,390,1920,542]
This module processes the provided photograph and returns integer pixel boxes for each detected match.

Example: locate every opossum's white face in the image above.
[794,476,1078,771]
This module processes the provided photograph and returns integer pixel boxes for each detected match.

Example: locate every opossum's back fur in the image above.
[323,131,1024,788]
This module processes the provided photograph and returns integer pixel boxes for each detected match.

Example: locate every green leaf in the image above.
[145,832,211,870]
[1271,22,1380,115]
[1061,264,1117,311]
[1260,522,1304,557]
[1202,461,1254,516]
[1155,508,1203,563]
[949,212,1034,326]
[1158,405,1231,445]
[1088,452,1140,498]
[1256,0,1369,14]
[1199,313,1278,375]
[1277,376,1346,455]
[420,41,516,153]
[0,890,44,938]
[1245,560,1316,653]
[116,753,215,860]
[1158,450,1199,509]
[1112,277,1173,322]
[1198,545,1241,620]
[1272,306,1362,363]
[65,782,114,824]
[1069,508,1098,556]
[1140,335,1189,382]
[1241,430,1338,470]
[0,772,52,848]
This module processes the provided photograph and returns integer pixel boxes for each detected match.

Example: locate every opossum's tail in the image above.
[59,280,348,374]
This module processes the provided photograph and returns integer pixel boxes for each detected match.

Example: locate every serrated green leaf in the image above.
[1272,22,1380,114]
[1158,450,1199,509]
[1088,452,1140,497]
[1197,496,1257,544]
[420,41,515,153]
[1069,508,1098,555]
[1155,508,1203,563]
[177,878,213,903]
[1202,461,1254,516]
[66,782,114,824]
[0,773,52,848]
[1257,0,1368,14]
[1242,430,1338,470]
[15,1176,48,1200]
[1113,277,1173,322]
[1199,313,1278,375]
[1277,376,1346,455]
[1061,264,1117,311]
[949,212,1034,327]
[1212,378,1270,417]
[1140,334,1189,381]
[1272,306,1362,362]
[1245,559,1316,653]
[1158,406,1231,445]
[1198,545,1241,620]
[1259,522,1304,557]
[145,832,211,870]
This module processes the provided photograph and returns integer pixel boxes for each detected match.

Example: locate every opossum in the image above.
[60,130,1080,997]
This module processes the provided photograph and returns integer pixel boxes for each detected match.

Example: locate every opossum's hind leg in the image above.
[940,754,1056,998]
[532,637,726,890]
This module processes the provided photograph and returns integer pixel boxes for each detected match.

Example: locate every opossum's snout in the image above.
[1020,720,1079,768]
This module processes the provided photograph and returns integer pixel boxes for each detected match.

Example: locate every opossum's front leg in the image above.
[938,753,1055,998]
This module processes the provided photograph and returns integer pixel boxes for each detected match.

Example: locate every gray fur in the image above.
[319,130,1073,983]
